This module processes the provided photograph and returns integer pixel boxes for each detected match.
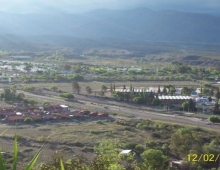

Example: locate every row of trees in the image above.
[72,81,108,97]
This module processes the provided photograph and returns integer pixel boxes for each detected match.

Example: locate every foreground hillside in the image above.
[0,118,219,169]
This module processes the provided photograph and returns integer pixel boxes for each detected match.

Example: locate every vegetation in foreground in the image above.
[0,119,219,170]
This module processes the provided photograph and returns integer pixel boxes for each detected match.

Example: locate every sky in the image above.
[0,0,220,14]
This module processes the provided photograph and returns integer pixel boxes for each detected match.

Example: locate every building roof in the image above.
[120,150,132,154]
[7,116,26,121]
[60,105,68,108]
[157,96,191,100]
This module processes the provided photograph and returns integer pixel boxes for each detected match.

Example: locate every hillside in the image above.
[1,8,220,45]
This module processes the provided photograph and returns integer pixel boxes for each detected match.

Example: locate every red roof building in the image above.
[7,115,26,122]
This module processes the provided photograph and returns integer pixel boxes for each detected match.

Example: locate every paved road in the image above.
[16,90,219,131]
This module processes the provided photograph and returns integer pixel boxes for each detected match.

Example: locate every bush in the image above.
[133,97,144,104]
[59,93,74,99]
[145,140,158,149]
[123,142,137,149]
[96,120,104,125]
[136,123,143,129]
[42,101,50,105]
[209,116,220,123]
[37,136,47,142]
[135,144,145,153]
[24,117,33,123]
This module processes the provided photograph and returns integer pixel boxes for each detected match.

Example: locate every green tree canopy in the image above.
[141,149,168,170]
[50,86,58,91]
[181,87,192,95]
[209,116,220,123]
[171,128,197,156]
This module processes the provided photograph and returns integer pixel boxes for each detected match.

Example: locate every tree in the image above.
[141,149,168,169]
[181,102,189,111]
[101,85,107,92]
[209,116,220,123]
[215,88,220,99]
[86,86,92,96]
[152,98,161,106]
[112,91,124,101]
[188,99,195,111]
[171,128,197,156]
[162,87,167,94]
[72,81,81,94]
[181,87,192,95]
[1,87,17,101]
[203,140,220,168]
[202,88,210,94]
[110,84,113,93]
[98,90,105,97]
[135,144,145,153]
[50,86,58,91]
[16,92,25,101]
[170,86,176,95]
[23,63,33,73]
[213,103,219,114]
[157,85,161,94]
[94,139,125,170]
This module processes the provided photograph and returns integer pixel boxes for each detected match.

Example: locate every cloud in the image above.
[0,0,220,14]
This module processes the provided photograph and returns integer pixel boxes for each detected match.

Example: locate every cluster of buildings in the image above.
[0,104,109,124]
[157,93,217,112]
[118,87,217,112]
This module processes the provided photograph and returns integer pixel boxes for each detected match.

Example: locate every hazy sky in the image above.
[1,0,220,14]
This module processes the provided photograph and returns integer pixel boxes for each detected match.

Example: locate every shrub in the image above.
[59,93,74,99]
[133,97,144,104]
[24,117,33,123]
[37,136,47,142]
[123,142,137,149]
[96,120,104,125]
[42,101,50,106]
[209,116,220,123]
[135,144,145,153]
[145,140,158,149]
[136,123,143,129]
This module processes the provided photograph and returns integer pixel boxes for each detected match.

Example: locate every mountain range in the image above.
[1,8,220,51]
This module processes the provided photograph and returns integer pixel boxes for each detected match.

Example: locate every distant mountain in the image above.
[1,8,220,47]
